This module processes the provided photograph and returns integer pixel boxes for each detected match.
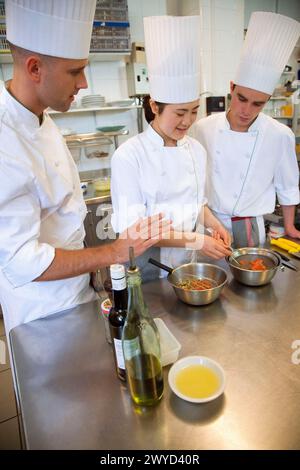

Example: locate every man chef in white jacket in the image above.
[194,12,300,247]
[0,0,170,335]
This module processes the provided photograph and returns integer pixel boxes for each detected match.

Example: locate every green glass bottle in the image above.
[122,248,164,406]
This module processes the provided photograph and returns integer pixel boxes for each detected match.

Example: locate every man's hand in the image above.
[113,213,172,263]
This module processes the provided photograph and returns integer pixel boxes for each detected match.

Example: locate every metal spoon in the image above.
[228,246,242,267]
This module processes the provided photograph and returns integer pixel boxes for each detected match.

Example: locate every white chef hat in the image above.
[6,0,96,59]
[143,15,201,103]
[234,11,300,95]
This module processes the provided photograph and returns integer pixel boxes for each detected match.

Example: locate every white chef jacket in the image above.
[194,112,300,241]
[0,87,96,334]
[111,124,207,271]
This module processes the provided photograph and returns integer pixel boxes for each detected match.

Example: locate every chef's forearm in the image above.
[203,205,223,231]
[282,205,296,231]
[34,246,121,281]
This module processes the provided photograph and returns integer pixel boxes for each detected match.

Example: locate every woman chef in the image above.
[194,12,300,247]
[111,15,231,274]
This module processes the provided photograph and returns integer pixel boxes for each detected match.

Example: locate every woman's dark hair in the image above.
[142,95,167,123]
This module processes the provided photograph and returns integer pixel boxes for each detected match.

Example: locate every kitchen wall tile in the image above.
[141,0,166,17]
[0,417,21,450]
[214,30,241,52]
[215,0,242,10]
[0,336,10,372]
[127,0,142,16]
[0,369,17,423]
[128,16,144,42]
[178,0,200,15]
[200,50,213,93]
[214,7,242,31]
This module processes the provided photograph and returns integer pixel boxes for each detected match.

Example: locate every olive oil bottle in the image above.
[122,248,163,406]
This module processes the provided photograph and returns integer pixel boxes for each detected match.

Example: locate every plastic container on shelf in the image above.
[84,139,112,159]
[93,176,111,192]
[280,104,293,117]
[154,318,181,367]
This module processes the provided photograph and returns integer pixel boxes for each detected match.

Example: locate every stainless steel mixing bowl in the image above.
[148,259,228,306]
[226,247,282,286]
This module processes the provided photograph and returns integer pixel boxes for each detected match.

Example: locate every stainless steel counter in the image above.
[9,260,300,450]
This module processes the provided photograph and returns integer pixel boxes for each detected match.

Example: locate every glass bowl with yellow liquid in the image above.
[168,356,225,403]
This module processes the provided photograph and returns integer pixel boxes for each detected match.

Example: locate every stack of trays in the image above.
[81,94,106,108]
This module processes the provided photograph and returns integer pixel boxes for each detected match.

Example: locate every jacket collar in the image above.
[221,111,262,133]
[146,123,188,147]
[0,84,44,130]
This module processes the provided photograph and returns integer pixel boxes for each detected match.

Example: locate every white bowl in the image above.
[168,355,225,403]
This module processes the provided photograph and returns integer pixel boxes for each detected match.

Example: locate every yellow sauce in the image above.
[175,365,220,399]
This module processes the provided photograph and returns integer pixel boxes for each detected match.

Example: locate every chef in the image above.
[0,0,170,335]
[194,12,300,247]
[111,15,231,275]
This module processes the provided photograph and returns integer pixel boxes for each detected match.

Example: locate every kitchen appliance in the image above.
[206,96,225,115]
[126,62,149,96]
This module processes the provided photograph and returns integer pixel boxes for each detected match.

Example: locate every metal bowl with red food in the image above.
[226,247,283,286]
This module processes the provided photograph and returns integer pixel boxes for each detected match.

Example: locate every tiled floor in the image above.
[0,315,21,449]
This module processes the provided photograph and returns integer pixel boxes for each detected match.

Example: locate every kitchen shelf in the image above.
[48,105,141,115]
[65,129,129,151]
[65,129,128,143]
[270,96,288,100]
[271,115,293,119]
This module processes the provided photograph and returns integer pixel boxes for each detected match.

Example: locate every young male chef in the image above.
[0,0,170,335]
[194,12,300,247]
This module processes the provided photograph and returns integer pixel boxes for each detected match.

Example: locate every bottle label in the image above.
[113,338,125,370]
[123,337,140,360]
[111,277,126,291]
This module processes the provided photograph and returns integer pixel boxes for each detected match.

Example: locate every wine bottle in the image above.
[122,248,163,406]
[108,264,128,381]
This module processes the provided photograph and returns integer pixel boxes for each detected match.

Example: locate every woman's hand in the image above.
[199,234,232,259]
[210,225,232,247]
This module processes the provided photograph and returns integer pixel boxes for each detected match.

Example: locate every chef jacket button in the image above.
[161,171,166,176]
[55,161,60,166]
[233,193,238,199]
[219,130,223,134]
[216,150,220,155]
[240,174,245,180]
[246,153,251,159]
